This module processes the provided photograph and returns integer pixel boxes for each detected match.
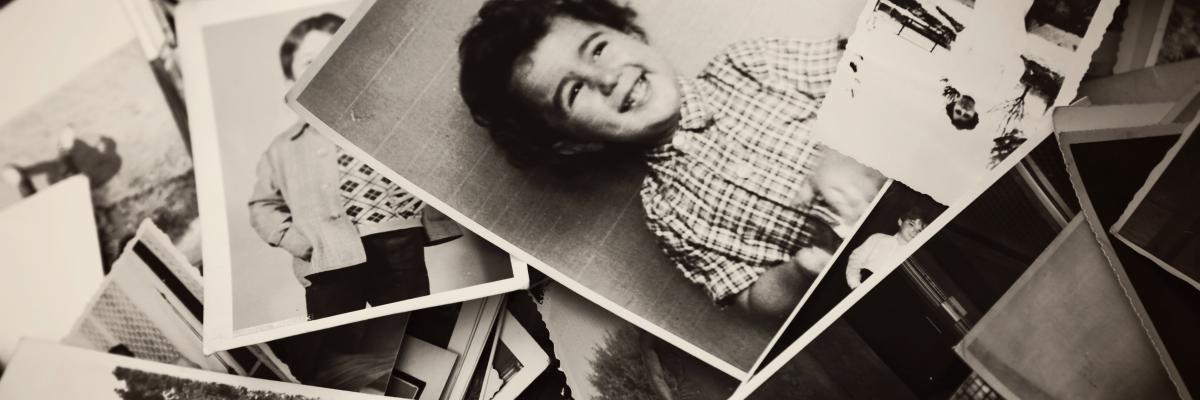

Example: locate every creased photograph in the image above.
[176,0,527,352]
[0,340,394,400]
[286,0,888,376]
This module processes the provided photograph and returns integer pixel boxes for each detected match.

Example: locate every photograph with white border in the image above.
[465,271,738,400]
[732,144,1177,399]
[1058,120,1200,397]
[286,0,889,377]
[812,0,1119,204]
[175,0,527,353]
[0,339,401,400]
[1111,97,1200,291]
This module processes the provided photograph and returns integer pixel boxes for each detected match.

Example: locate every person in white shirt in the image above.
[845,205,932,289]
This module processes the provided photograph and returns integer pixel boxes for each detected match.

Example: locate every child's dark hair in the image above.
[900,204,937,224]
[280,13,345,81]
[458,0,644,169]
[945,95,979,130]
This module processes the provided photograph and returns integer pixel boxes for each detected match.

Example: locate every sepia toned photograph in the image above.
[737,136,1180,399]
[812,0,1117,204]
[0,340,390,400]
[465,271,738,400]
[0,0,200,270]
[1059,121,1200,397]
[288,0,895,376]
[1112,113,1200,290]
[0,176,105,364]
[1152,0,1200,65]
[176,0,527,352]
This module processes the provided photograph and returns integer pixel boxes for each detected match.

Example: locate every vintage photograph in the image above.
[1153,0,1200,64]
[735,136,1181,399]
[1059,121,1200,396]
[1112,114,1200,290]
[61,217,514,397]
[463,271,738,400]
[957,217,1179,399]
[176,0,526,351]
[288,0,890,375]
[812,0,1116,204]
[0,340,387,400]
[0,176,105,364]
[0,0,200,270]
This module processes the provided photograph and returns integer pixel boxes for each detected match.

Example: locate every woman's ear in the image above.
[551,140,606,155]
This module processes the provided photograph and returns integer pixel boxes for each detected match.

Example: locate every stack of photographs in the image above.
[2,0,1199,398]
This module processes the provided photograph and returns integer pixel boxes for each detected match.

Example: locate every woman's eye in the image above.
[592,41,607,59]
[568,82,583,107]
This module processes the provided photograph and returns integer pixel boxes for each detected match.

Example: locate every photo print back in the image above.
[175,0,527,352]
[287,0,884,376]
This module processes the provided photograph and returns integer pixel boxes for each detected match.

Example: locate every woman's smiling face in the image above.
[513,16,681,145]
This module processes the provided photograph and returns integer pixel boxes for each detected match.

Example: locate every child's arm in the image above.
[719,37,845,99]
[247,154,312,261]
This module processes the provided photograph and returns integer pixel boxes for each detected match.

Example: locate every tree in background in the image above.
[112,366,316,400]
[589,327,699,400]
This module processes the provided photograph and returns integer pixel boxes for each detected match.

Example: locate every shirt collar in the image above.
[675,78,712,132]
[646,79,712,160]
[288,122,311,140]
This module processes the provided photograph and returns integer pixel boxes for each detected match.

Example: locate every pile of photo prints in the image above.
[2,0,1200,398]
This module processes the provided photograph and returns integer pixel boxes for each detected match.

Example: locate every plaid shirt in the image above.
[641,38,843,302]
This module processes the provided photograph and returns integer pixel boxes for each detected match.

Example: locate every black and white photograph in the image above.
[1059,118,1200,397]
[464,272,738,400]
[0,340,392,400]
[812,0,1117,204]
[1112,113,1200,290]
[176,0,527,352]
[957,217,1179,399]
[61,220,357,387]
[735,138,1180,399]
[1152,0,1200,65]
[752,180,947,371]
[1113,0,1172,73]
[0,176,105,364]
[287,0,894,376]
[384,296,505,400]
[0,0,201,270]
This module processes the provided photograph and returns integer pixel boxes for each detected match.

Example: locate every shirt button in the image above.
[317,148,330,156]
[329,211,341,220]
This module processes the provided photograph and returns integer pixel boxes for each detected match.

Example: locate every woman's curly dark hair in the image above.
[458,0,645,170]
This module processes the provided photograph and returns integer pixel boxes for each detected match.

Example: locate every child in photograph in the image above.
[458,0,886,321]
[248,12,461,387]
[844,205,934,289]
